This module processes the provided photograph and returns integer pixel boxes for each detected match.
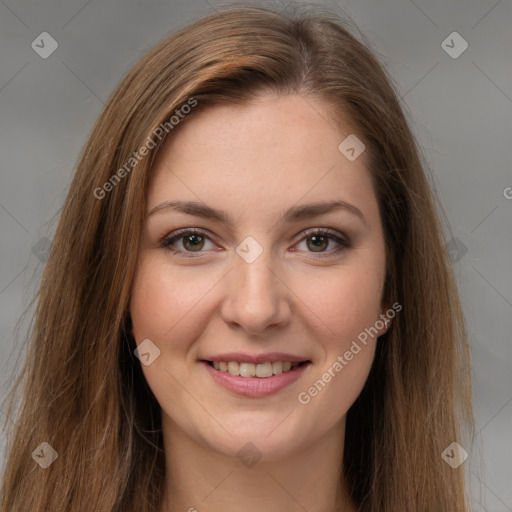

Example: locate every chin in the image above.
[193,413,312,463]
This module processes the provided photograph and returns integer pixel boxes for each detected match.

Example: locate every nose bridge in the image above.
[221,242,290,333]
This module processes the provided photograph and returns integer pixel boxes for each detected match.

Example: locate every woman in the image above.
[0,4,474,511]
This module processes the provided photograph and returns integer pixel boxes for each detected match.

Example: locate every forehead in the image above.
[156,94,359,164]
[148,94,378,225]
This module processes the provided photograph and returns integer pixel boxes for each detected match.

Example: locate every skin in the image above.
[130,93,390,512]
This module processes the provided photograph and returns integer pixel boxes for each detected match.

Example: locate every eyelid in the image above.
[159,228,217,255]
[290,227,350,258]
[160,227,350,258]
[294,227,349,245]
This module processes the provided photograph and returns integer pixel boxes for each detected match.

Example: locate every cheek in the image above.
[296,339,376,437]
[293,281,380,435]
[129,255,220,346]
[128,256,221,422]
[292,261,384,342]
[290,260,383,422]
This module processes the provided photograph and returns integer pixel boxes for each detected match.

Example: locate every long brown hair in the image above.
[0,4,474,511]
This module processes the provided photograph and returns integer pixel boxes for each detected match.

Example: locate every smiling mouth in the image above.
[204,360,310,378]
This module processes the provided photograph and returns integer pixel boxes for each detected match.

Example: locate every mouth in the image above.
[203,359,310,378]
[200,358,312,397]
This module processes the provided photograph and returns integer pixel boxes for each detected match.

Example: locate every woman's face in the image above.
[130,93,388,461]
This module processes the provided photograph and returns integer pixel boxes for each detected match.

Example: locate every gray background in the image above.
[0,0,510,510]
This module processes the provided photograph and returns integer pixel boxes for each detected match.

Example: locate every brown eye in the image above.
[306,234,330,252]
[294,228,350,258]
[160,229,216,257]
[182,233,205,251]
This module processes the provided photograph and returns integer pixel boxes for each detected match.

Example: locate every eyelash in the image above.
[159,228,350,259]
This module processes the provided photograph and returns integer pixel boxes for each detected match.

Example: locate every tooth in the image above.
[239,362,256,378]
[272,361,283,375]
[214,361,299,376]
[227,361,239,376]
[256,362,273,377]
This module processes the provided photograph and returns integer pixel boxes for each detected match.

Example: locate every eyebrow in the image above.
[148,199,369,228]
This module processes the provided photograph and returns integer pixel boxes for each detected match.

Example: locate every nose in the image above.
[220,249,292,336]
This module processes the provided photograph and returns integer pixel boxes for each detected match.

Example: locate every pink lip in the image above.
[203,352,309,364]
[201,360,311,397]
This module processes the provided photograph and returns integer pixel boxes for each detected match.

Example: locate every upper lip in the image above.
[202,352,310,364]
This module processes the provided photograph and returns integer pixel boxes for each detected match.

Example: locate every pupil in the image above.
[182,234,328,252]
[308,235,327,252]
[184,234,204,251]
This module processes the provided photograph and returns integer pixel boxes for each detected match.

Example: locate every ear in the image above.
[380,300,402,336]
[377,302,393,337]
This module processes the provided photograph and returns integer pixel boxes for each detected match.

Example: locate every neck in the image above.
[158,413,356,512]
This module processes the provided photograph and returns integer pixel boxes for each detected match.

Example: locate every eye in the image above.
[161,227,350,259]
[292,228,350,257]
[160,228,216,257]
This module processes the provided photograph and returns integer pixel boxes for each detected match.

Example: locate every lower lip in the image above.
[201,361,311,397]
